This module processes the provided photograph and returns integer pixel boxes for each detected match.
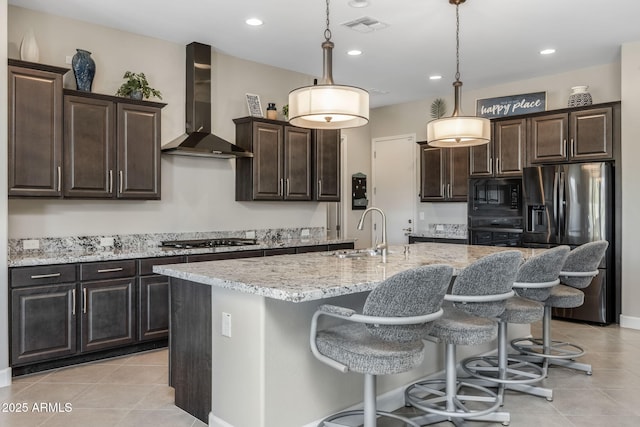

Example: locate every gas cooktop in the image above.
[160,238,258,249]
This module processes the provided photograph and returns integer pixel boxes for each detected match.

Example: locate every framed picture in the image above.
[246,93,263,117]
[476,91,546,119]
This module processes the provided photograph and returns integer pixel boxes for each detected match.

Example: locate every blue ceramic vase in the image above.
[71,49,96,92]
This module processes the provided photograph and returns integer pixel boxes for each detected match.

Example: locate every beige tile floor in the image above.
[1,319,640,426]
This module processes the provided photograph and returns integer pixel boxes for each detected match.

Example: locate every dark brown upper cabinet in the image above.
[63,90,164,200]
[528,105,616,164]
[470,118,526,177]
[8,60,68,197]
[419,143,469,202]
[313,129,341,201]
[234,117,314,201]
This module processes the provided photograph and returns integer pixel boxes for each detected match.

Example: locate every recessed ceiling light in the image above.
[246,18,263,26]
[540,48,556,55]
[349,0,370,8]
[429,75,443,80]
[347,50,362,56]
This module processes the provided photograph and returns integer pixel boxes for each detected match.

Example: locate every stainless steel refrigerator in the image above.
[522,162,614,324]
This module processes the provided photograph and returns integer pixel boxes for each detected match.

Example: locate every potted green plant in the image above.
[115,71,162,100]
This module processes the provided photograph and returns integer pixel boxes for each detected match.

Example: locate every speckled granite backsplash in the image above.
[8,227,326,256]
[412,223,467,239]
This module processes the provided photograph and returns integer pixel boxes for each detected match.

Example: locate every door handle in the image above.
[317,180,322,196]
[285,178,290,196]
[83,288,87,314]
[97,267,124,273]
[30,273,61,279]
[447,184,451,199]
[109,170,113,194]
[72,289,76,316]
[119,170,124,194]
[279,179,283,196]
[57,166,62,192]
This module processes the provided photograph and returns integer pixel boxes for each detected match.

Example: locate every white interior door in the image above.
[372,134,417,245]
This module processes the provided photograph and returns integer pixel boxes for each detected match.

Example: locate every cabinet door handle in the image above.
[489,157,493,175]
[83,288,87,314]
[57,166,62,192]
[448,183,452,199]
[30,273,61,279]
[318,180,322,196]
[279,179,283,196]
[119,170,124,194]
[72,289,76,316]
[570,138,575,158]
[442,184,446,198]
[109,170,113,194]
[285,178,290,196]
[97,267,124,273]
[496,158,500,174]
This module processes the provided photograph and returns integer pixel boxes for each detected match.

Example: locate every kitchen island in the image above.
[154,243,541,427]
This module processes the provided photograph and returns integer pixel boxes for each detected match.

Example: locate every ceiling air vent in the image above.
[342,16,389,33]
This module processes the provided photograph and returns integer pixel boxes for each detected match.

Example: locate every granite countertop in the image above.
[8,237,355,268]
[153,242,543,303]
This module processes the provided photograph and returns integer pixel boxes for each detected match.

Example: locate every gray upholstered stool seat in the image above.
[316,323,424,375]
[404,250,523,426]
[429,302,497,345]
[511,241,609,376]
[463,245,570,403]
[545,284,584,308]
[311,264,453,427]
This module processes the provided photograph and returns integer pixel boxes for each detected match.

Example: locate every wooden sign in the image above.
[476,92,546,119]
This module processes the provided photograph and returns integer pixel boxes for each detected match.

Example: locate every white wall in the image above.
[7,6,326,238]
[1,0,10,387]
[620,42,640,325]
[367,62,622,231]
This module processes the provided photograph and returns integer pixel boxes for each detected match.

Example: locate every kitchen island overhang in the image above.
[154,243,541,427]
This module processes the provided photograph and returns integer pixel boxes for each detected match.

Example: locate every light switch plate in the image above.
[245,231,256,239]
[222,312,232,337]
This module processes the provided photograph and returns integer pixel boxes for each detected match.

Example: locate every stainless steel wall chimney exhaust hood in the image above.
[162,42,253,158]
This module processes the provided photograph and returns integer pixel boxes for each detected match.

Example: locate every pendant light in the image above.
[427,0,490,147]
[288,0,369,129]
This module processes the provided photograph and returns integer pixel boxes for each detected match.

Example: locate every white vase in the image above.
[567,85,592,107]
[20,29,39,62]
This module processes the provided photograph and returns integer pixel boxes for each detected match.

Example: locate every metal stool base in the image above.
[319,409,420,427]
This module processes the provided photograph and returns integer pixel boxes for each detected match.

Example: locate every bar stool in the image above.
[462,245,570,402]
[511,240,609,375]
[404,251,522,426]
[310,264,453,427]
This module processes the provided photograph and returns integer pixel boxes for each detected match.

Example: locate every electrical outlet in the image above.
[222,312,232,337]
[301,229,310,237]
[245,231,256,239]
[419,212,425,220]
[23,239,40,250]
[99,237,114,247]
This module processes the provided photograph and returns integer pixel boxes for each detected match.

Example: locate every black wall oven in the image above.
[468,178,524,246]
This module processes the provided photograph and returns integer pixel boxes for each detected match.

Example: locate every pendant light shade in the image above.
[288,0,369,129]
[427,0,490,147]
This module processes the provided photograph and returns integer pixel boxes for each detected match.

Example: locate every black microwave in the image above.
[468,178,522,217]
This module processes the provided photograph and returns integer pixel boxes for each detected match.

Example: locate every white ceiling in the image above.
[9,0,640,108]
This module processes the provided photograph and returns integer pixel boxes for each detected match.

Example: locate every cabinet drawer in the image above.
[80,260,136,281]
[10,264,77,288]
[139,256,186,276]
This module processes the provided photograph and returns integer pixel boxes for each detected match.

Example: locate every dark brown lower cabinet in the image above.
[139,276,170,341]
[80,278,135,353]
[11,284,77,365]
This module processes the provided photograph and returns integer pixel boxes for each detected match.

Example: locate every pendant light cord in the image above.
[325,0,332,41]
[455,3,460,82]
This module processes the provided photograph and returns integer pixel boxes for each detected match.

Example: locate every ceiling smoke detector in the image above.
[342,16,389,33]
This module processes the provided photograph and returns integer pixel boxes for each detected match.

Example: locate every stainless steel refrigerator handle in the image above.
[558,171,566,239]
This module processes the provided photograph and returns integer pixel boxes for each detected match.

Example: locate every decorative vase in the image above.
[567,86,592,107]
[71,49,96,92]
[266,102,277,120]
[19,29,39,62]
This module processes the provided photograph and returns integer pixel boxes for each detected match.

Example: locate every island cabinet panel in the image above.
[8,60,68,197]
[170,279,212,423]
[470,119,526,177]
[314,129,341,201]
[11,284,77,366]
[528,105,616,164]
[64,95,116,198]
[419,143,469,202]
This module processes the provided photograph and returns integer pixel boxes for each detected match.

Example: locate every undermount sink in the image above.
[331,249,379,259]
